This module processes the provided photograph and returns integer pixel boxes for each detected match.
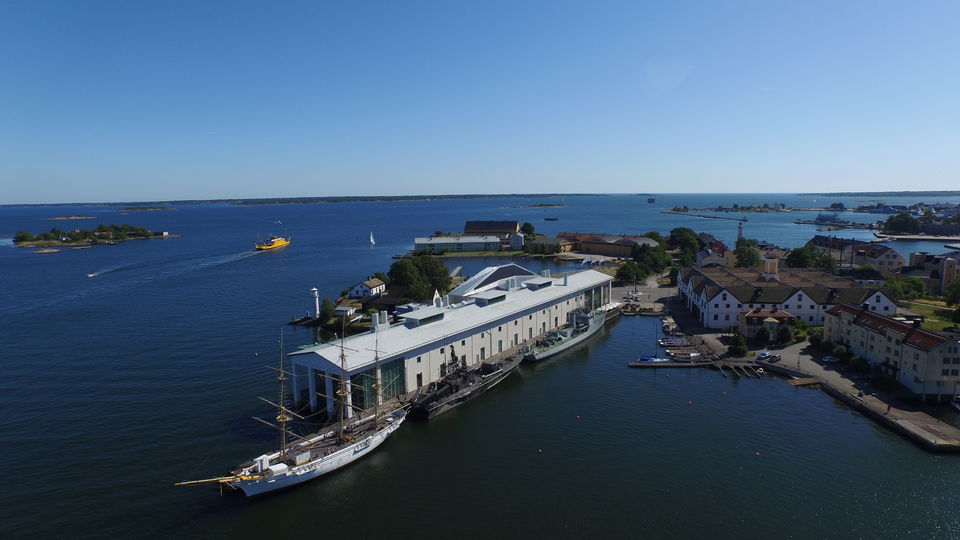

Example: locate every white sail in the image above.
[370,232,375,246]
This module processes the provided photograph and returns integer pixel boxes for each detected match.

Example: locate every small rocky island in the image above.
[14,224,169,249]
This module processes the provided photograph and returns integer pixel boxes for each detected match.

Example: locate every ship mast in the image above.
[276,330,291,460]
[372,328,381,427]
[336,318,348,443]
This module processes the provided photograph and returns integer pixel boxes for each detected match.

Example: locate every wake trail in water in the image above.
[1,250,262,319]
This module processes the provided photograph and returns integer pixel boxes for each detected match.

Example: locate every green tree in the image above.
[616,261,644,284]
[735,245,761,268]
[388,259,430,301]
[775,325,794,344]
[319,298,335,322]
[413,255,452,295]
[669,227,698,253]
[644,231,665,245]
[520,222,535,235]
[885,213,920,234]
[633,243,671,274]
[735,237,758,249]
[753,326,771,346]
[728,334,747,357]
[945,277,960,306]
[13,231,35,243]
[373,272,390,286]
[885,277,926,301]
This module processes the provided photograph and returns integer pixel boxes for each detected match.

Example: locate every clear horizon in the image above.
[3,1,959,204]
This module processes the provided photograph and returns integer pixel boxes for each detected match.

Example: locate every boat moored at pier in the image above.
[522,308,606,362]
[408,351,522,420]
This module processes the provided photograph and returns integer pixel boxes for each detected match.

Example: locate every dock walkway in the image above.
[759,354,960,453]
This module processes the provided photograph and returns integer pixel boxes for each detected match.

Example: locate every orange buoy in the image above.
[687,401,693,405]
[755,451,761,456]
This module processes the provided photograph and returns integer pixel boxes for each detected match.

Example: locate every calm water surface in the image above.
[2,194,959,538]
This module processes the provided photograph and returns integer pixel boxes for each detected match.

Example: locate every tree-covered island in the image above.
[14,224,161,247]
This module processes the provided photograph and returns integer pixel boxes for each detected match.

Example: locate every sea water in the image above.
[2,194,959,538]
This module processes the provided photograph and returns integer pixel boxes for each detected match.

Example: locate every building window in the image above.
[883,306,889,311]
[737,304,742,308]
[943,369,950,376]
[498,326,502,332]
[809,316,814,321]
[440,348,445,354]
[722,294,727,301]
[417,356,421,363]
[714,304,719,308]
[725,315,730,321]
[810,305,814,310]
[529,315,533,320]
[461,340,466,346]
[726,304,730,308]
[514,321,518,326]
[714,315,719,321]
[953,369,959,376]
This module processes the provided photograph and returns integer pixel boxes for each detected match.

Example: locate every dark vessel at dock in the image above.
[408,351,522,420]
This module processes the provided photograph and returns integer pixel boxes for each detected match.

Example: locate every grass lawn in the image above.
[900,300,957,332]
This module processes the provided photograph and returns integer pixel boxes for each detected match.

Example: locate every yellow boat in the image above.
[255,235,291,251]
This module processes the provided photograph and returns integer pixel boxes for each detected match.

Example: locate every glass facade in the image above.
[350,359,405,411]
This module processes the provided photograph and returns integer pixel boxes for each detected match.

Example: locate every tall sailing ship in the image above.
[177,332,405,497]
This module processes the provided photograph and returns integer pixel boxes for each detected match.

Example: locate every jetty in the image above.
[759,358,960,453]
[662,210,747,222]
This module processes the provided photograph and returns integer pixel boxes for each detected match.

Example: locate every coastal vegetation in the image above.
[784,243,837,272]
[884,213,921,234]
[387,255,452,303]
[115,206,169,211]
[671,203,787,213]
[733,237,760,268]
[883,276,927,301]
[14,224,154,246]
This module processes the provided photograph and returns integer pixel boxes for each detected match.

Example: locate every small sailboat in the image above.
[369,232,375,246]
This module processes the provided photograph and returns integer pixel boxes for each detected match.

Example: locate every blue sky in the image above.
[2,0,959,204]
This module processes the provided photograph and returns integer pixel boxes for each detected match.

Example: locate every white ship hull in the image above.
[227,411,405,497]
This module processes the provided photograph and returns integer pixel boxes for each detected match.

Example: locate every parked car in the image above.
[822,355,840,363]
[770,354,782,362]
[758,352,771,360]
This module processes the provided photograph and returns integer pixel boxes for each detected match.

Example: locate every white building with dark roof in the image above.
[289,264,613,416]
[677,258,897,328]
[414,235,501,253]
[824,304,960,400]
[348,277,386,298]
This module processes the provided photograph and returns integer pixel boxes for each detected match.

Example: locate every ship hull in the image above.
[227,412,405,497]
[523,311,604,362]
[409,356,521,421]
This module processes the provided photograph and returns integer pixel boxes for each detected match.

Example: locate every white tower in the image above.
[311,287,319,318]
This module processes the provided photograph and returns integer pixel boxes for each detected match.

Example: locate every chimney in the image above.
[761,257,779,281]
[563,273,568,286]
